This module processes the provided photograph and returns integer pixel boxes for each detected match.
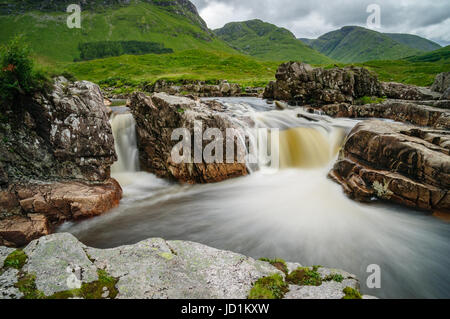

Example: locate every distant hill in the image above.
[404,45,450,63]
[0,0,237,62]
[214,19,333,64]
[384,33,441,52]
[301,26,426,63]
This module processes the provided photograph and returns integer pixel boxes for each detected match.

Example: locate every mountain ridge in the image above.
[214,19,333,64]
[299,26,441,63]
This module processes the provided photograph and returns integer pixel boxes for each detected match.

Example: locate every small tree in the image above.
[0,36,49,105]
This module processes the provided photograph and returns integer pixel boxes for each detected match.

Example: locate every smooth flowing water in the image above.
[58,97,450,299]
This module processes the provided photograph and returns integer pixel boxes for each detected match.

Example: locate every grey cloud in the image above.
[191,0,450,43]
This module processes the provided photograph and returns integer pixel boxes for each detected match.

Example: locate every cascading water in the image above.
[109,110,140,184]
[59,97,450,299]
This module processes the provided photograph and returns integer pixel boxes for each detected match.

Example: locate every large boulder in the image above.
[129,92,248,184]
[381,82,441,100]
[0,233,367,299]
[263,62,382,105]
[329,120,449,214]
[0,78,122,247]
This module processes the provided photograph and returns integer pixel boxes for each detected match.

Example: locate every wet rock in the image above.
[329,120,450,214]
[0,77,122,247]
[129,92,248,184]
[320,100,450,129]
[263,62,382,105]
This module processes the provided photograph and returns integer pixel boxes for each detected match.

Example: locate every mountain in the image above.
[301,26,425,63]
[0,0,236,62]
[214,19,333,64]
[384,33,441,52]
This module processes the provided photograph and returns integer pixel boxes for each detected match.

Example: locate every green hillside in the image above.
[384,33,441,52]
[0,0,237,62]
[304,26,423,63]
[64,49,280,91]
[214,19,333,64]
[359,46,450,86]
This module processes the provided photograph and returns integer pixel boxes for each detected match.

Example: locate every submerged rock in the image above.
[263,62,382,105]
[0,77,122,247]
[129,92,248,184]
[0,233,367,299]
[329,120,450,214]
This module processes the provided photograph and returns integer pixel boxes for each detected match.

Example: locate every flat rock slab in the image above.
[0,233,366,299]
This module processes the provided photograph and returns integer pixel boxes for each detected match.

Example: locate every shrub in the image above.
[0,36,50,106]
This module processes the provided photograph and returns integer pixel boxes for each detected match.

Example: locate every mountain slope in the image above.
[302,26,424,63]
[0,0,236,62]
[214,19,333,64]
[384,33,441,52]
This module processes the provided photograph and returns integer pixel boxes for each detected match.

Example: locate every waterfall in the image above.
[110,112,140,174]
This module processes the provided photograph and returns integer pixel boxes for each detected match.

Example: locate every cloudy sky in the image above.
[191,0,450,46]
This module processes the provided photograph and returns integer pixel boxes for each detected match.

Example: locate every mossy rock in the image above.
[286,267,322,286]
[3,250,28,270]
[248,274,289,299]
[342,287,362,299]
[259,258,288,274]
[323,274,344,283]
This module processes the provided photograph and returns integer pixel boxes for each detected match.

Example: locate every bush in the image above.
[0,36,50,105]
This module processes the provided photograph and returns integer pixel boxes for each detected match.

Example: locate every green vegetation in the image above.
[384,33,441,52]
[356,96,387,105]
[342,287,362,300]
[3,249,28,269]
[15,269,119,299]
[259,258,288,274]
[77,41,173,61]
[305,26,424,63]
[323,274,344,283]
[64,49,280,89]
[286,266,322,286]
[0,36,50,105]
[248,274,289,299]
[215,19,333,64]
[0,1,235,63]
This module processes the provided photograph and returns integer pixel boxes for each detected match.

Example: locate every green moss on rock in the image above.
[259,258,288,274]
[324,274,344,283]
[15,274,45,299]
[342,287,362,299]
[3,249,28,270]
[286,267,322,286]
[248,274,289,299]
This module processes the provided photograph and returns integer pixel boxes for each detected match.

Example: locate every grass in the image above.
[61,49,281,89]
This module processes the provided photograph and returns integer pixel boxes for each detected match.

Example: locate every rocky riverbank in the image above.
[0,78,122,247]
[0,233,371,299]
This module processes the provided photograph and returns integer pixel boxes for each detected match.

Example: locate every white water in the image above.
[59,97,450,299]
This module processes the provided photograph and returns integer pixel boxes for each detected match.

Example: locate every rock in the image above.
[442,87,450,100]
[320,100,450,129]
[0,268,23,299]
[329,120,450,214]
[0,179,122,247]
[285,279,359,299]
[0,77,122,247]
[431,72,450,94]
[144,79,243,97]
[0,246,14,266]
[381,82,441,100]
[263,62,382,105]
[0,233,366,299]
[23,233,98,296]
[129,92,248,184]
